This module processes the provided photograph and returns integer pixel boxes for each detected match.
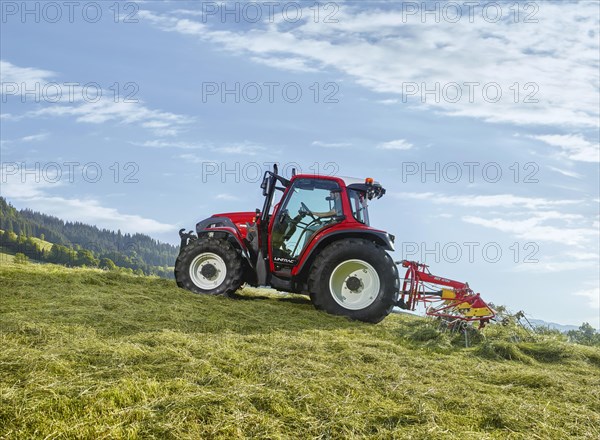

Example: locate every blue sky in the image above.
[1,1,599,327]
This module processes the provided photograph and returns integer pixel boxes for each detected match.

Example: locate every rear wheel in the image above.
[308,238,398,323]
[174,238,243,296]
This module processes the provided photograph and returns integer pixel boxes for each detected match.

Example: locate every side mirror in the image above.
[261,174,270,196]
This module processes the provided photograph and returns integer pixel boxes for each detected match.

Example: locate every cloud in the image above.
[140,4,600,130]
[0,132,49,146]
[215,142,266,155]
[462,213,597,246]
[376,99,399,105]
[215,193,240,201]
[395,192,580,210]
[377,139,413,150]
[1,163,61,198]
[394,191,598,248]
[135,140,268,156]
[1,60,192,136]
[0,60,55,87]
[514,260,599,274]
[514,246,600,273]
[531,134,599,163]
[132,140,204,149]
[548,166,583,179]
[566,251,600,261]
[20,133,49,142]
[178,153,207,164]
[28,100,191,136]
[573,286,600,310]
[249,56,319,73]
[312,140,352,148]
[20,196,175,234]
[1,163,174,235]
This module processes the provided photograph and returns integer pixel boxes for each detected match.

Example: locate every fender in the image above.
[292,229,395,276]
[196,216,239,232]
[196,217,253,265]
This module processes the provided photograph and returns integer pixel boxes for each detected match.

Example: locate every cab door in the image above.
[270,178,342,269]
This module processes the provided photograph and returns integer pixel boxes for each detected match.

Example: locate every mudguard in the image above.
[195,217,253,266]
[293,229,394,276]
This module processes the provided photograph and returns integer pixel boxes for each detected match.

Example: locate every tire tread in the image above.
[174,238,243,296]
[308,238,398,323]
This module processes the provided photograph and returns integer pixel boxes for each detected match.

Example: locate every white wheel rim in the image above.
[189,252,227,290]
[329,259,380,310]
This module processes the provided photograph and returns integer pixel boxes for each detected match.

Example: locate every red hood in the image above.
[213,211,256,224]
[213,212,256,239]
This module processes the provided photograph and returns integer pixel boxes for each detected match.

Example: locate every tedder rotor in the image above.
[397,260,495,329]
[175,165,495,327]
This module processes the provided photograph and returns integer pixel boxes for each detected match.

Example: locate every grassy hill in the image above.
[28,235,54,252]
[1,261,599,439]
[0,251,15,263]
[0,230,52,264]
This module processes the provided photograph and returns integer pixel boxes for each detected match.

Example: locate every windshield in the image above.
[348,189,369,225]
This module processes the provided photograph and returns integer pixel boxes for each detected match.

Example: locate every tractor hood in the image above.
[196,211,256,238]
[213,212,256,225]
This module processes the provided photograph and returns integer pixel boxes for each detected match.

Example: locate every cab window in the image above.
[348,189,369,225]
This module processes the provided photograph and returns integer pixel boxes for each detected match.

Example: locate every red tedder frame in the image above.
[399,260,495,328]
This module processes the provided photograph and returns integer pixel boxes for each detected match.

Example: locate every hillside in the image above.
[528,319,580,334]
[0,197,178,277]
[1,261,599,439]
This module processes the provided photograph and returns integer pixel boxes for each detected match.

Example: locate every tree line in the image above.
[0,197,177,278]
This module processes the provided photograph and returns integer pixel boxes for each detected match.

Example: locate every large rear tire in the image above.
[174,238,243,296]
[308,238,398,323]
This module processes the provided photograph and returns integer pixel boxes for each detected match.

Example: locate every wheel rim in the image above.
[189,252,227,290]
[329,259,380,310]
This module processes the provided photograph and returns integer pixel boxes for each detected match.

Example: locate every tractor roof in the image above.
[291,174,385,200]
[338,176,385,199]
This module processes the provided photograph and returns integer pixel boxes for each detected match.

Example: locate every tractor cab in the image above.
[261,171,387,275]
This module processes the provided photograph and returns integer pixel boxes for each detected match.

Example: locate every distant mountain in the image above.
[0,197,178,278]
[528,318,580,333]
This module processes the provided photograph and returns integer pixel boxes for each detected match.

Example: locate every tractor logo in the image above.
[274,256,297,265]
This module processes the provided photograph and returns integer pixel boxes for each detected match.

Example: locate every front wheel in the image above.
[174,238,243,296]
[308,239,398,323]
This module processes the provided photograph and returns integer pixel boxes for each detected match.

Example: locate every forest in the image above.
[0,197,178,278]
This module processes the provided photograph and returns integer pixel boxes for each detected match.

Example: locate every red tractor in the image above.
[175,165,495,325]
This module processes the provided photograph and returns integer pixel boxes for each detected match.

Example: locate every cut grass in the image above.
[1,262,599,439]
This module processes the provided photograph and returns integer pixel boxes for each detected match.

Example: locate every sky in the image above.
[1,0,599,328]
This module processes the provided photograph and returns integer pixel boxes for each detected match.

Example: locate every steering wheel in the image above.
[299,202,316,219]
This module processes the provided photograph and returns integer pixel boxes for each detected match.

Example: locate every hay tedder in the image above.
[398,260,495,329]
[175,165,495,327]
